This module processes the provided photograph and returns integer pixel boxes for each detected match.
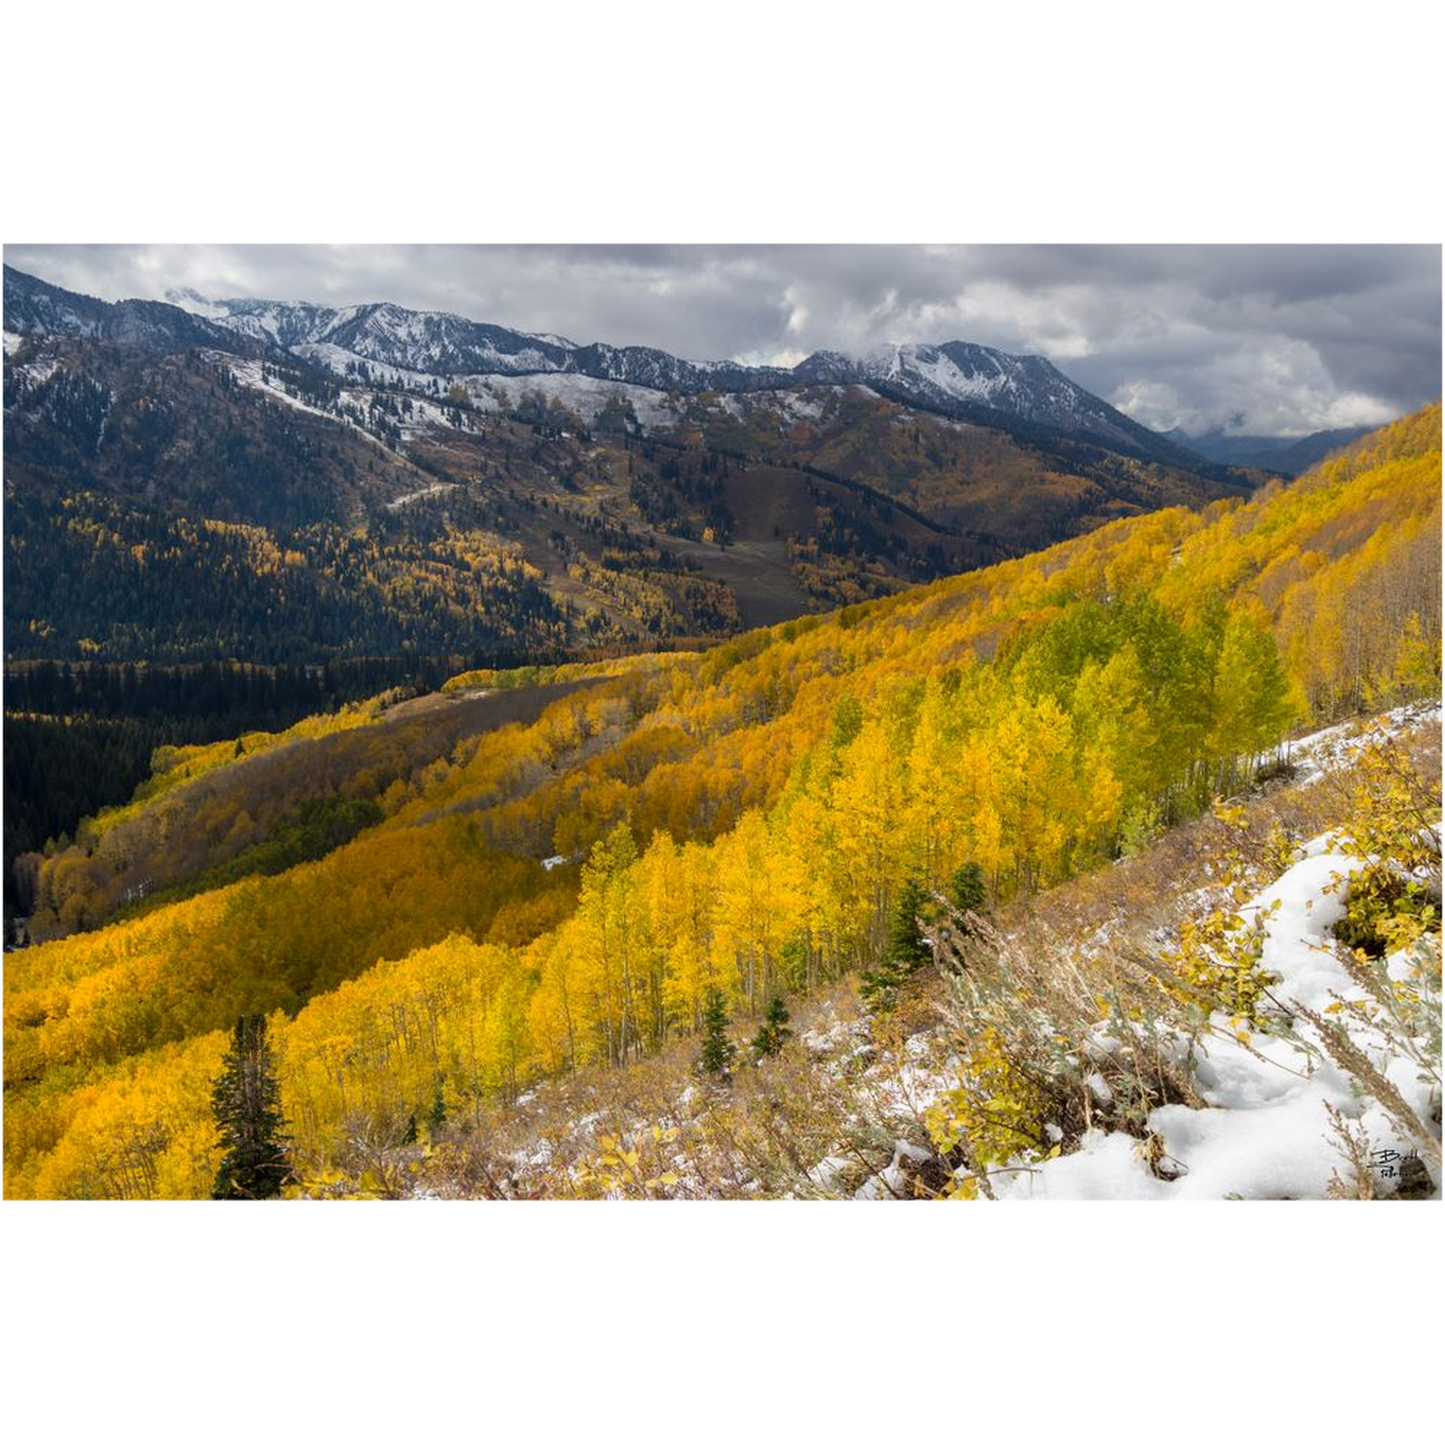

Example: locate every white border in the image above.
[3,1,1442,1438]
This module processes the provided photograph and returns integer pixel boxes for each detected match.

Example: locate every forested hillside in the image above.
[5,289,1252,665]
[2,656,464,919]
[3,405,1439,1199]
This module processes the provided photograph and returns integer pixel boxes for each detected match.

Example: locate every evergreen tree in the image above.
[210,1014,290,1200]
[861,874,933,1013]
[858,956,905,1013]
[888,874,933,971]
[697,989,737,1076]
[427,1078,447,1134]
[949,861,989,915]
[750,993,793,1060]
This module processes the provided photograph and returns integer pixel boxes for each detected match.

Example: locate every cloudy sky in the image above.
[7,244,1439,437]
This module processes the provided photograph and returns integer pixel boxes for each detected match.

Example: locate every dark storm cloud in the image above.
[5,244,1438,436]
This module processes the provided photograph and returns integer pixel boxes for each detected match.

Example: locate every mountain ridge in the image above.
[1164,424,1375,477]
[3,263,1255,667]
[5,264,1199,468]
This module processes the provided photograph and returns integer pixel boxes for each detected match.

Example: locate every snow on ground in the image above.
[293,342,441,392]
[1278,700,1441,786]
[888,344,1005,404]
[771,391,828,424]
[221,356,345,424]
[854,1139,936,1199]
[4,344,63,388]
[384,483,457,511]
[706,386,847,428]
[465,371,683,429]
[216,356,416,465]
[993,827,1441,1200]
[385,394,485,441]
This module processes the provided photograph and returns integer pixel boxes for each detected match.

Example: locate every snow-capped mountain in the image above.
[805,340,1169,456]
[161,287,795,395]
[158,289,1142,434]
[187,293,1204,461]
[5,265,1198,466]
[4,266,240,353]
[160,286,1185,461]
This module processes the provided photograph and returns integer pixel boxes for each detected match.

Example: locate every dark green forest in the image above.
[2,655,498,922]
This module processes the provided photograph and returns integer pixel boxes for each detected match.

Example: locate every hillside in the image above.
[4,266,1253,665]
[3,403,1438,1199]
[364,707,1441,1200]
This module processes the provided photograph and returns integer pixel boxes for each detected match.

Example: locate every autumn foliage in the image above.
[5,406,1439,1197]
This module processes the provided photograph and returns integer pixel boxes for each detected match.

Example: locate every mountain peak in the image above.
[5,264,1199,466]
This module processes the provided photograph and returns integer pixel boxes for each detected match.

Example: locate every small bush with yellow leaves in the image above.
[924,1025,1060,1194]
[1162,904,1280,1029]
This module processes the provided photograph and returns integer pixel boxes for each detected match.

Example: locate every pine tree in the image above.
[861,874,933,1013]
[211,1014,290,1200]
[858,956,904,1013]
[949,861,989,915]
[750,993,793,1060]
[697,989,737,1076]
[888,874,933,971]
[427,1078,447,1134]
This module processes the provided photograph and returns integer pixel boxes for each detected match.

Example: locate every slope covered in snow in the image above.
[996,830,1440,1200]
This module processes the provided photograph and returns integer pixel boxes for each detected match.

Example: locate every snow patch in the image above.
[384,483,456,511]
[995,827,1441,1200]
[1278,700,1441,786]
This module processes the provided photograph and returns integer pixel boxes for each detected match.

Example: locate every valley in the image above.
[4,263,1254,670]
[3,262,1262,940]
[3,401,1439,1199]
[2,258,1439,1203]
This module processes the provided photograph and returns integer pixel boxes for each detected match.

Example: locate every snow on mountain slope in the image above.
[822,339,1192,457]
[851,340,1082,413]
[5,266,237,353]
[170,290,582,376]
[290,341,441,391]
[172,284,1123,430]
[221,356,345,424]
[161,281,1170,446]
[1282,700,1442,785]
[466,371,696,428]
[214,356,424,471]
[9,264,1200,465]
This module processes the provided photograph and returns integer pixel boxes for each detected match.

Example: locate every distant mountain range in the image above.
[4,263,1260,665]
[1163,425,1374,477]
[8,265,1210,469]
[167,281,1180,456]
